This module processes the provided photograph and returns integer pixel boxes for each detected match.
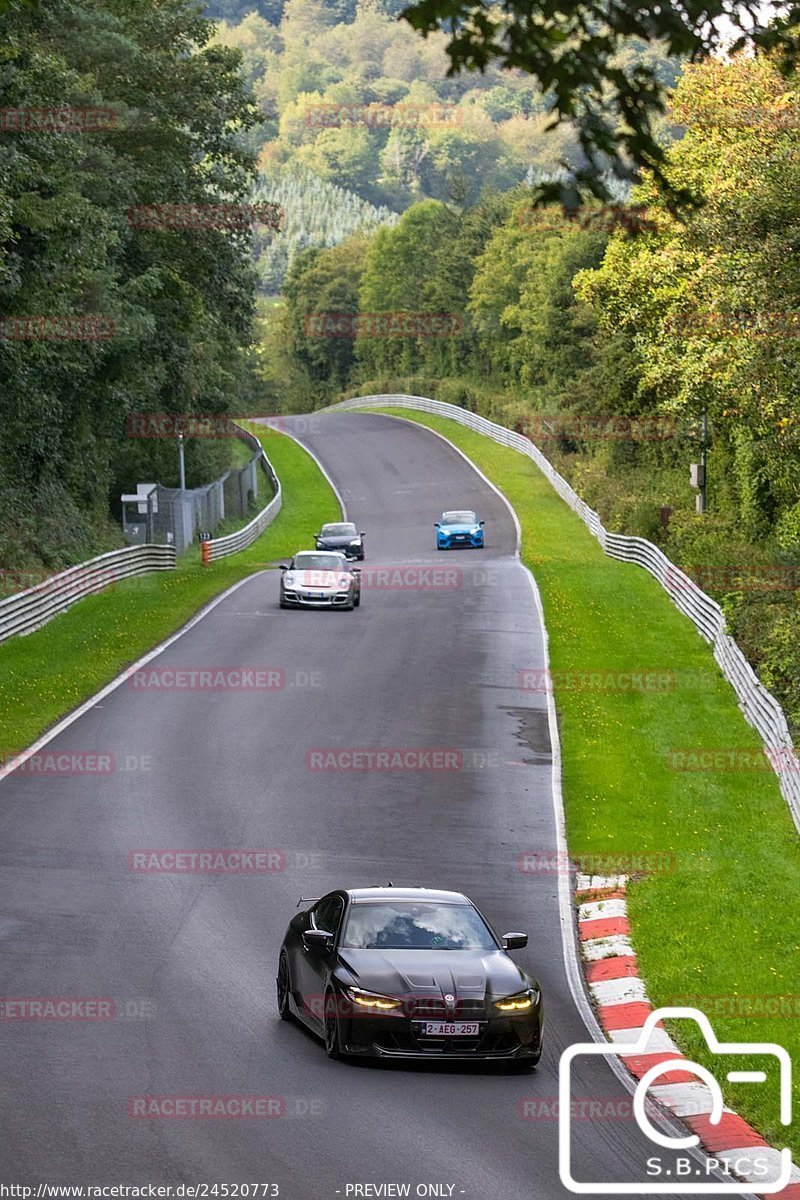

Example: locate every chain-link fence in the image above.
[121,427,271,554]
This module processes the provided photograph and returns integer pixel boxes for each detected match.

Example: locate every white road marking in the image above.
[578,897,628,922]
[590,976,649,1006]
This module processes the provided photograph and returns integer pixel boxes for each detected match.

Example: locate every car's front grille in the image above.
[454,999,487,1017]
[408,998,448,1020]
[405,997,487,1019]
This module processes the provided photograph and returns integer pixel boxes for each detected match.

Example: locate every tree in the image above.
[282,237,369,393]
[574,55,800,540]
[400,0,800,193]
[0,0,261,567]
[356,199,459,373]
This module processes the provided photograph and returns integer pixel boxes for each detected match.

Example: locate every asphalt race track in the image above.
[1,412,708,1198]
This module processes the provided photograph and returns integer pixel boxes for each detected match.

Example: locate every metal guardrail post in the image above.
[0,545,176,644]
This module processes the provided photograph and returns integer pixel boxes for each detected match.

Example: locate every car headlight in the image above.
[494,988,539,1012]
[283,573,295,587]
[439,528,451,537]
[338,575,350,587]
[348,539,361,546]
[471,526,481,535]
[345,986,402,1011]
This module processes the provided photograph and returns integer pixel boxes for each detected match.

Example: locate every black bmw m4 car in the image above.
[276,886,543,1068]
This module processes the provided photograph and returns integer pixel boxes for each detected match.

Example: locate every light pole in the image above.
[690,407,708,514]
[177,431,186,491]
[700,406,708,513]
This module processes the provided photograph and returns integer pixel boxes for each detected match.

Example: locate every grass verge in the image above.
[0,424,340,757]
[369,406,800,1156]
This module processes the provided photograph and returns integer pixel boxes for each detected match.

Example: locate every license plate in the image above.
[421,1022,479,1036]
[308,592,326,599]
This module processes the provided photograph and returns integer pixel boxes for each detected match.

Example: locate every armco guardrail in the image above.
[201,423,281,562]
[0,545,176,644]
[328,393,800,832]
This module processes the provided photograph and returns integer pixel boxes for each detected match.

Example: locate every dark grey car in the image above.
[314,522,365,560]
[276,886,543,1067]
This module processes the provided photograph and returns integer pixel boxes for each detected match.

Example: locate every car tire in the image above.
[279,598,288,609]
[276,951,295,1023]
[353,592,360,608]
[324,991,343,1059]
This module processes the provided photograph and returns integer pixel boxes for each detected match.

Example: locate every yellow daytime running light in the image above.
[348,990,401,1010]
[495,994,534,1012]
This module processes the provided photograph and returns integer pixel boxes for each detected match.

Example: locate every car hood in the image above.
[317,534,359,547]
[289,570,349,589]
[336,948,531,1003]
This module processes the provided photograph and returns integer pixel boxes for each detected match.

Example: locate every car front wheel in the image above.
[277,951,294,1022]
[324,992,343,1059]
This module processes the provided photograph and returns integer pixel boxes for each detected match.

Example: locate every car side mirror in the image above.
[359,531,365,537]
[352,567,361,573]
[313,533,320,538]
[434,522,440,528]
[302,929,334,954]
[479,521,485,526]
[279,564,289,571]
[502,932,527,950]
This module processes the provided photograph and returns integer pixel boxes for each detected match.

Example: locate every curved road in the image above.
[1,412,697,1197]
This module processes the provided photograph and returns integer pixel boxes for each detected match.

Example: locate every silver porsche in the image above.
[279,551,361,610]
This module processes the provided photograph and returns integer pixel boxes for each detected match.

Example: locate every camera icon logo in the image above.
[559,1007,792,1194]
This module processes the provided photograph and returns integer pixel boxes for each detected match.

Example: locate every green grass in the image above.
[369,406,800,1156]
[230,434,257,470]
[0,423,340,757]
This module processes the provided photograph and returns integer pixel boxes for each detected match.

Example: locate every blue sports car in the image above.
[435,509,485,550]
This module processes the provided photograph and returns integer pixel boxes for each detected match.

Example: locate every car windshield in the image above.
[320,523,356,537]
[441,511,477,525]
[342,902,497,951]
[292,553,347,572]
